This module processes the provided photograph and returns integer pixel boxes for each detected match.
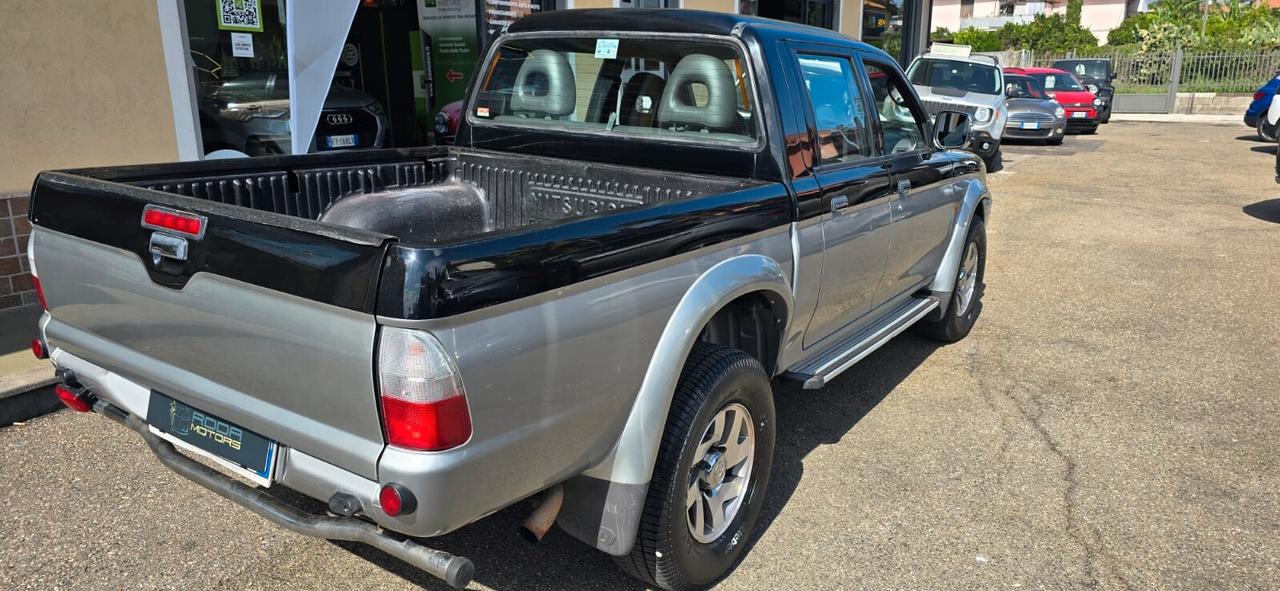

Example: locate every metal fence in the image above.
[1028,50,1280,94]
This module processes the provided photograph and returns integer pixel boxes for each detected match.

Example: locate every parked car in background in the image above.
[908,43,1007,170]
[29,10,992,590]
[1007,67,1099,135]
[1245,74,1280,142]
[434,100,464,144]
[1002,73,1066,145]
[202,71,388,156]
[1053,58,1114,124]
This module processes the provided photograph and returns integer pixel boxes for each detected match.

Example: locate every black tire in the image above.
[982,147,1003,173]
[915,216,986,343]
[1258,117,1277,143]
[1100,107,1111,124]
[616,343,775,591]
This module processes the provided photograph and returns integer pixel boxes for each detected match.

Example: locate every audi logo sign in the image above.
[326,113,353,126]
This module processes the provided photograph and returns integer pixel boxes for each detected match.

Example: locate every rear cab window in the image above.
[470,35,759,146]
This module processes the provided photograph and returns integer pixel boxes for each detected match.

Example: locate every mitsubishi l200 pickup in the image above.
[28,10,992,590]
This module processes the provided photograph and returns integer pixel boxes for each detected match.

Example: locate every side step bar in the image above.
[783,296,939,389]
[95,402,475,589]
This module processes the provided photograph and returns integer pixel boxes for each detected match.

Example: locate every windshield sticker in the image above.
[476,106,491,118]
[594,39,619,60]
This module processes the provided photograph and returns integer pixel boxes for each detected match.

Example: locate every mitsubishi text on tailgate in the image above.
[29,10,993,590]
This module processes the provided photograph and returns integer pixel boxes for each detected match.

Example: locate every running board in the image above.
[783,296,939,389]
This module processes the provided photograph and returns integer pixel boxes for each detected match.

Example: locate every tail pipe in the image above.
[95,402,475,589]
[518,483,564,543]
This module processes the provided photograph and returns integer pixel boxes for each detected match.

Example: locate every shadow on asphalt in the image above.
[1244,199,1280,224]
[327,335,943,590]
[1236,134,1267,143]
[1249,145,1278,155]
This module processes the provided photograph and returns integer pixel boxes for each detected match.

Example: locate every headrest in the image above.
[657,54,738,131]
[510,49,576,117]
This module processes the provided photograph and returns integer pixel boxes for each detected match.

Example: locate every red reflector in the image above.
[1256,92,1266,101]
[54,384,92,412]
[31,338,46,359]
[143,207,204,237]
[382,395,471,451]
[378,483,417,517]
[32,276,47,311]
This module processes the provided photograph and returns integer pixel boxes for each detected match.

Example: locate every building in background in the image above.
[0,0,938,311]
[932,0,1139,42]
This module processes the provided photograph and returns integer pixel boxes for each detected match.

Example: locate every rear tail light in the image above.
[32,275,47,311]
[54,384,92,412]
[377,327,472,451]
[1256,91,1266,101]
[31,338,47,359]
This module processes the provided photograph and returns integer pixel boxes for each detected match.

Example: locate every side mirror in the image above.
[935,110,971,149]
[1005,84,1025,98]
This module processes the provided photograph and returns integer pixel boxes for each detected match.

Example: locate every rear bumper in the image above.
[91,400,474,588]
[47,345,502,539]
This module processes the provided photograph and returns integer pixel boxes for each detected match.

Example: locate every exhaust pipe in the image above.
[518,484,564,543]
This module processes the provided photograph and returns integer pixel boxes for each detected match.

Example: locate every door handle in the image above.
[830,195,850,214]
[897,180,912,196]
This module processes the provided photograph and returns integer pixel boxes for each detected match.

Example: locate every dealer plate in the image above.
[146,392,277,486]
[325,134,358,148]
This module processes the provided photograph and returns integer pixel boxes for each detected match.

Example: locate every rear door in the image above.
[31,172,390,479]
[860,56,958,306]
[790,46,896,348]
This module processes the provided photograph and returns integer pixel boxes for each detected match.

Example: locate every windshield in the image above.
[471,36,757,144]
[1006,76,1046,99]
[908,58,1001,95]
[1033,72,1085,92]
[1054,60,1109,79]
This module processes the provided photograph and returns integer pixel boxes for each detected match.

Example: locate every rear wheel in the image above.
[916,216,986,343]
[1258,117,1277,142]
[616,344,775,591]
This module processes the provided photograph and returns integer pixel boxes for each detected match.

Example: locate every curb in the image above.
[0,364,59,426]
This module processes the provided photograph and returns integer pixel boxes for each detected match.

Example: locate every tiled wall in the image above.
[0,193,35,310]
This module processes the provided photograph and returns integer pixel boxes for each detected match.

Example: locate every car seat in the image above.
[510,49,576,119]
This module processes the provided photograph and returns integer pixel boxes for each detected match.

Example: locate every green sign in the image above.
[217,0,265,33]
[418,0,478,122]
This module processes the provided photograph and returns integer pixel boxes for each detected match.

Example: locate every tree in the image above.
[953,28,1003,52]
[1066,0,1082,25]
[998,12,1099,53]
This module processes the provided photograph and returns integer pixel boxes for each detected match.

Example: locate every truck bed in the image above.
[110,147,756,244]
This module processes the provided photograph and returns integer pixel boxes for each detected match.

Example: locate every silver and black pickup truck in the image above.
[29,10,991,590]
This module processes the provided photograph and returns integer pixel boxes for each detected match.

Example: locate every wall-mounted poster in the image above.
[478,0,543,50]
[217,0,265,33]
[419,0,477,122]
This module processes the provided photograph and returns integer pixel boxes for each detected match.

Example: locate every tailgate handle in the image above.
[149,232,190,263]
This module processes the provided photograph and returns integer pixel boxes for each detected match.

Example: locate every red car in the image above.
[1005,67,1100,134]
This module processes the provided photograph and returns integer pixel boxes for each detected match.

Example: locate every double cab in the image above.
[29,10,992,590]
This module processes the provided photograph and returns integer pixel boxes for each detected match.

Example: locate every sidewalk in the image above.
[1111,113,1243,126]
[0,305,56,423]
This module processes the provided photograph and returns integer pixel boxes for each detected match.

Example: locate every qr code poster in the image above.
[217,0,265,32]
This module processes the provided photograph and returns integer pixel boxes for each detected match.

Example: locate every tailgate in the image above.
[31,172,390,479]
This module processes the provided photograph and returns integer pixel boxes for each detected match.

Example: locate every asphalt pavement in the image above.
[3,121,1279,590]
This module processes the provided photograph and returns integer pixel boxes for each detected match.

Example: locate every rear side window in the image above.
[796,54,872,165]
[472,36,757,145]
[865,62,927,154]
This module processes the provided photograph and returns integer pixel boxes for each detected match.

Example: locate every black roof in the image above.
[508,8,878,53]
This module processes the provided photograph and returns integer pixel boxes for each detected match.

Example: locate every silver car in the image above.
[907,45,1008,170]
[1002,73,1066,145]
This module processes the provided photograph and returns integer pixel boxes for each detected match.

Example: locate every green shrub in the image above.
[953,28,1003,52]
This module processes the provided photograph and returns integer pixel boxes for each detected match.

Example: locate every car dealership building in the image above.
[0,0,934,309]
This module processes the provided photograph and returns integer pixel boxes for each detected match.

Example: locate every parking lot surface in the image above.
[3,122,1279,590]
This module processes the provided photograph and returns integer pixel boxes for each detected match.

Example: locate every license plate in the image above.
[1071,111,1088,119]
[146,392,277,486]
[1020,122,1040,130]
[325,134,358,148]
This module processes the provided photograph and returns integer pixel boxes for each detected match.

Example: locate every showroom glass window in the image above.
[184,0,293,156]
